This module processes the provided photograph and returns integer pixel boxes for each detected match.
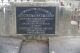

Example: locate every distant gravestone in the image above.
[16,7,56,35]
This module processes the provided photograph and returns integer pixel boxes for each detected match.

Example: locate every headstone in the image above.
[16,7,56,35]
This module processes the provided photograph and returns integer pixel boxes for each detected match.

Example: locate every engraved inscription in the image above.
[16,7,56,34]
